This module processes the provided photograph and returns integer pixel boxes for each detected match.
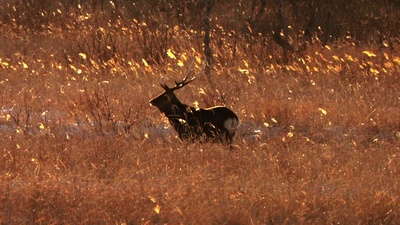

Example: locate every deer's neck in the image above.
[165,100,187,117]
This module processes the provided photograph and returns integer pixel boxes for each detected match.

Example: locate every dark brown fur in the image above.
[150,76,239,144]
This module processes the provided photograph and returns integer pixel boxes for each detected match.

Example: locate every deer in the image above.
[149,73,239,145]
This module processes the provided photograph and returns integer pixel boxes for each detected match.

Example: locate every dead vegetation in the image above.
[0,1,399,224]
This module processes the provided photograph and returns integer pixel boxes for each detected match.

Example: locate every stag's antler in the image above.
[164,60,196,91]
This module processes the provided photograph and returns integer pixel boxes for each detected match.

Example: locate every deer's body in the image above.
[150,75,238,144]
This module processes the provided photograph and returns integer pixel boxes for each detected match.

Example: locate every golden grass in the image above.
[1,5,400,224]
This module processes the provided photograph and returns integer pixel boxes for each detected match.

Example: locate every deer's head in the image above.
[150,74,195,114]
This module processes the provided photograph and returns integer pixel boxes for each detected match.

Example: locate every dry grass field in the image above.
[1,1,400,224]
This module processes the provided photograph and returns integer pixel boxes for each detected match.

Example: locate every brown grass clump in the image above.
[1,2,400,224]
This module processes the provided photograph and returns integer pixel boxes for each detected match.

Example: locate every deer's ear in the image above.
[161,83,170,90]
